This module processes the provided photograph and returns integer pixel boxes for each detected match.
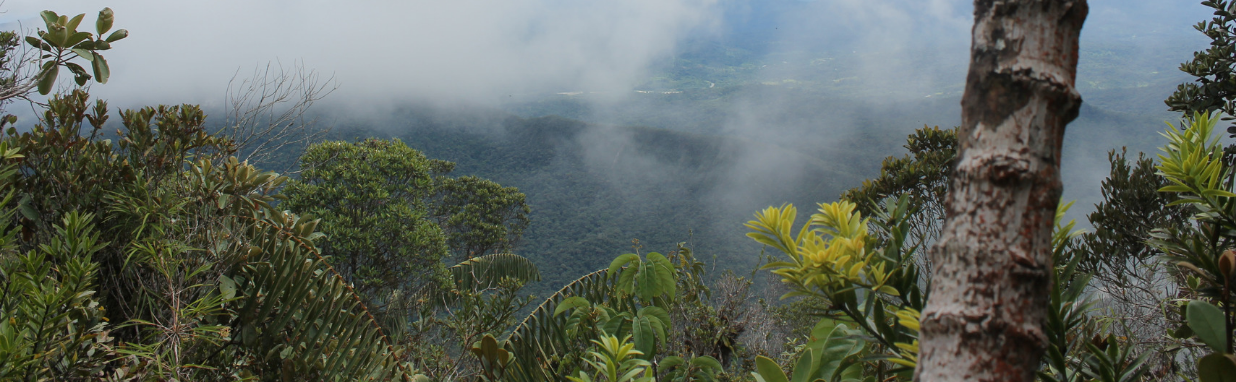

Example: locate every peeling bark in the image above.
[915,1,1087,381]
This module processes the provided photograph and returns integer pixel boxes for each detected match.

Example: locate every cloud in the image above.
[0,0,720,108]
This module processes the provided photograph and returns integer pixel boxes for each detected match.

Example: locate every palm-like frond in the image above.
[228,211,414,381]
[451,253,541,291]
[504,268,626,382]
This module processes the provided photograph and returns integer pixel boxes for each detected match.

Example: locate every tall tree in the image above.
[284,139,452,299]
[433,175,531,260]
[915,1,1088,381]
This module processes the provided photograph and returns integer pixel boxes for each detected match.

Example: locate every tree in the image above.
[283,139,453,300]
[916,1,1088,381]
[1166,0,1236,127]
[841,125,956,248]
[1071,149,1192,376]
[219,61,337,167]
[434,176,531,260]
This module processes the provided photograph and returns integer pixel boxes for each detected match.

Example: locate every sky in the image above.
[0,0,1208,109]
[0,0,721,109]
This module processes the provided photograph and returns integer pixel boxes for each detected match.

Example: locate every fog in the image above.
[1,0,720,108]
[0,0,1217,236]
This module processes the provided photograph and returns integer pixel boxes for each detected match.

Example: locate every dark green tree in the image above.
[840,125,956,247]
[434,175,531,260]
[1166,0,1236,130]
[1071,149,1190,379]
[1079,149,1190,279]
[284,138,452,299]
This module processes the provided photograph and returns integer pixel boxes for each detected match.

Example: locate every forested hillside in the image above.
[308,111,860,289]
[8,1,1236,382]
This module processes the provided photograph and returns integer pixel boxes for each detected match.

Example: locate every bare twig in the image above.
[219,60,337,168]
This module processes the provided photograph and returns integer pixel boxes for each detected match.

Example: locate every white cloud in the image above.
[0,0,720,108]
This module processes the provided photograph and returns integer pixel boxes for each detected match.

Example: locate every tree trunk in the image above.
[915,1,1087,381]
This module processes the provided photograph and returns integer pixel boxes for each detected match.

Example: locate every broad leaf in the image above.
[754,355,790,382]
[90,52,109,84]
[1198,353,1236,382]
[1188,301,1228,353]
[37,64,58,95]
[96,8,114,35]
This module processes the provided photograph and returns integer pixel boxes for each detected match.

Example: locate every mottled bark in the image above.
[915,1,1087,381]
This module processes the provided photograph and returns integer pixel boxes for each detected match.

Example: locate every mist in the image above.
[1,0,721,108]
[0,0,1219,263]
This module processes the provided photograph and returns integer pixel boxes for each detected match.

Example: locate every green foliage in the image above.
[746,196,924,374]
[566,334,654,382]
[0,212,114,381]
[285,138,451,300]
[839,125,955,247]
[657,355,723,382]
[608,252,678,304]
[1166,1,1236,123]
[554,298,670,361]
[1078,335,1153,382]
[502,242,757,382]
[749,319,865,382]
[504,269,619,381]
[1040,201,1094,382]
[471,334,514,381]
[1189,301,1229,354]
[1039,202,1153,382]
[397,252,539,380]
[27,8,127,94]
[1198,353,1236,382]
[435,176,531,259]
[1,82,416,379]
[1079,149,1189,278]
[1150,111,1236,380]
[451,253,542,293]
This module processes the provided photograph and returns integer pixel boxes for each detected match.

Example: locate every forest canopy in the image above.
[1,2,1235,382]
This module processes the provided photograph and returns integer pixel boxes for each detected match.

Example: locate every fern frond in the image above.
[451,253,541,291]
[505,268,623,382]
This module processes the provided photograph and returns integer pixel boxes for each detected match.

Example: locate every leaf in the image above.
[90,52,109,84]
[1170,324,1194,339]
[554,296,591,316]
[646,252,677,298]
[18,194,39,222]
[660,356,685,369]
[449,253,541,292]
[690,355,723,371]
[219,275,237,300]
[37,64,58,95]
[638,306,670,330]
[1187,300,1228,353]
[24,36,43,49]
[632,317,656,359]
[66,13,85,32]
[789,348,816,382]
[40,11,59,28]
[1198,353,1236,382]
[608,253,640,276]
[63,31,91,48]
[755,355,790,382]
[70,49,93,62]
[97,8,114,35]
[105,29,128,43]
